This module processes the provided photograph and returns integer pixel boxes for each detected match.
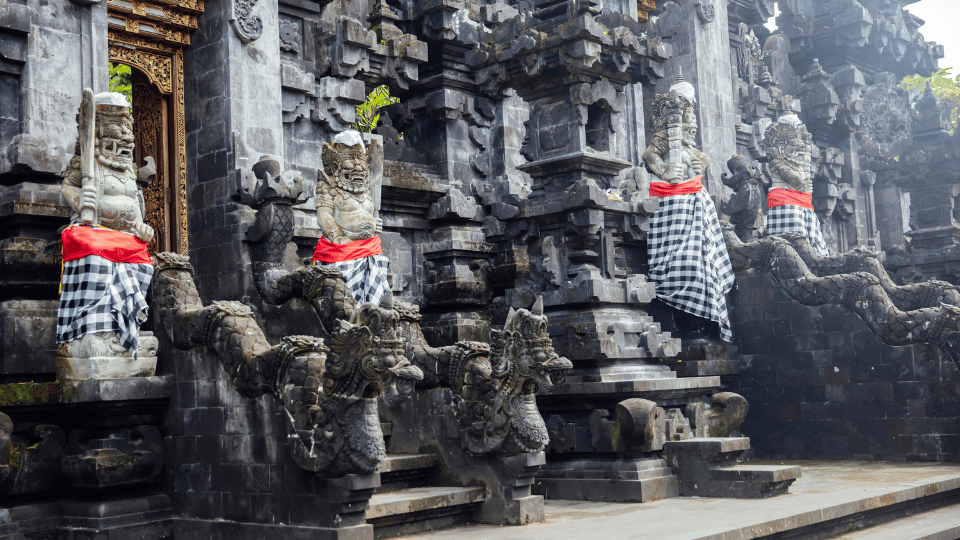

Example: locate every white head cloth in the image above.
[334,130,365,151]
[669,81,696,104]
[94,92,132,108]
[778,114,802,125]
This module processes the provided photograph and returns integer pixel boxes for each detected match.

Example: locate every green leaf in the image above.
[352,85,399,132]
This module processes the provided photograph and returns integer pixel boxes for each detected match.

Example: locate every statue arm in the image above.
[316,170,347,244]
[641,135,669,179]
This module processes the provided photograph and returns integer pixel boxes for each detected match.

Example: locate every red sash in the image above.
[649,176,704,198]
[313,236,382,263]
[767,188,814,210]
[61,225,151,265]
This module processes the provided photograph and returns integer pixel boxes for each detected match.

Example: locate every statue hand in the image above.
[375,217,383,235]
[80,185,98,213]
[689,156,703,175]
[134,222,155,243]
[663,163,684,182]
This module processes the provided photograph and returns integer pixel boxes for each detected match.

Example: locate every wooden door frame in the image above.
[107,0,204,254]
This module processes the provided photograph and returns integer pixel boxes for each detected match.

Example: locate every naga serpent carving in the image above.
[775,232,960,311]
[396,298,573,454]
[723,225,960,370]
[151,252,422,476]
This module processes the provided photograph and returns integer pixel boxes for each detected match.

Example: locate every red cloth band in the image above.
[61,225,151,265]
[767,188,814,210]
[649,176,704,198]
[313,236,382,263]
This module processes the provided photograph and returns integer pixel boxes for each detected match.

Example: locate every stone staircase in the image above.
[663,437,801,498]
[366,424,487,539]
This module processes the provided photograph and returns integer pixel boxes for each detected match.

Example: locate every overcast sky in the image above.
[905,0,960,77]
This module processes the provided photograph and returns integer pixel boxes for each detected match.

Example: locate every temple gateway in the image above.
[0,0,957,538]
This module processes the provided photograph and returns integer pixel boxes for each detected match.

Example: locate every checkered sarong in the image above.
[766,204,829,257]
[649,190,735,341]
[57,254,154,354]
[320,254,389,306]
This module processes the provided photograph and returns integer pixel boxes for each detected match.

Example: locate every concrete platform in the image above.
[400,461,960,540]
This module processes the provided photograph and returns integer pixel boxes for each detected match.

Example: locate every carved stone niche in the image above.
[62,426,165,489]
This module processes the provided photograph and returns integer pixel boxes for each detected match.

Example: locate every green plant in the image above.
[352,85,399,133]
[109,62,133,108]
[901,67,960,133]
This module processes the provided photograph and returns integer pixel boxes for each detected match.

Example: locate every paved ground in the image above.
[403,461,960,540]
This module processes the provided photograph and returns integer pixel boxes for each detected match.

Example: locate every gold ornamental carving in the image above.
[638,0,656,22]
[109,45,173,94]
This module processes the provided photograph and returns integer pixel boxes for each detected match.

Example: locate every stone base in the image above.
[534,458,679,503]
[59,494,173,540]
[56,331,159,383]
[173,519,373,540]
[0,299,58,375]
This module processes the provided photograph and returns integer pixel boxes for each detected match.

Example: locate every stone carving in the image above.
[776,233,960,312]
[152,252,423,476]
[694,0,716,23]
[230,0,262,43]
[642,76,735,342]
[643,77,710,183]
[762,115,830,258]
[397,299,573,454]
[57,90,157,383]
[686,392,749,437]
[722,224,960,370]
[62,426,165,489]
[720,155,765,242]
[736,26,773,88]
[315,134,389,306]
[279,16,302,54]
[316,136,382,245]
[62,91,153,242]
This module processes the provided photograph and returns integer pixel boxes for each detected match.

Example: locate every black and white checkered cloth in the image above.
[320,254,389,306]
[766,204,830,257]
[57,254,154,354]
[649,190,735,341]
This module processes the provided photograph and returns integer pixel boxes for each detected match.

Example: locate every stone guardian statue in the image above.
[761,114,830,257]
[642,73,735,341]
[57,90,158,382]
[313,131,389,305]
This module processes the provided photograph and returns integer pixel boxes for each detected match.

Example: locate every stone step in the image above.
[534,458,679,503]
[367,486,485,539]
[377,454,440,494]
[836,502,960,540]
[664,438,801,499]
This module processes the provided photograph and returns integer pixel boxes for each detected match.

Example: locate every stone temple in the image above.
[0,0,957,538]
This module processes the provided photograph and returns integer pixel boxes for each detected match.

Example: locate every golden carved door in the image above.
[107,0,203,255]
[132,73,172,252]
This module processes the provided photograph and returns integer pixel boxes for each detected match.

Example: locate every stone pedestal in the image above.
[56,331,159,385]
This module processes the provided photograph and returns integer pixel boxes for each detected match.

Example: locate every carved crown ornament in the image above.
[106,0,203,48]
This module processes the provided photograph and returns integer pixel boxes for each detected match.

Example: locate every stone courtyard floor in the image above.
[402,461,960,540]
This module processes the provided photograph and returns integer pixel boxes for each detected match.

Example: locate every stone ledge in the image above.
[64,376,172,403]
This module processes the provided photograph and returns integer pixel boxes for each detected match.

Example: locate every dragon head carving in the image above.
[455,297,572,455]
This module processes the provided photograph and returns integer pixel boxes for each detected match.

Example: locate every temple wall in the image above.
[731,269,960,462]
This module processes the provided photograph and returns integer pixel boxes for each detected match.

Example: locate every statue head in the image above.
[321,142,369,194]
[93,93,135,172]
[763,115,815,185]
